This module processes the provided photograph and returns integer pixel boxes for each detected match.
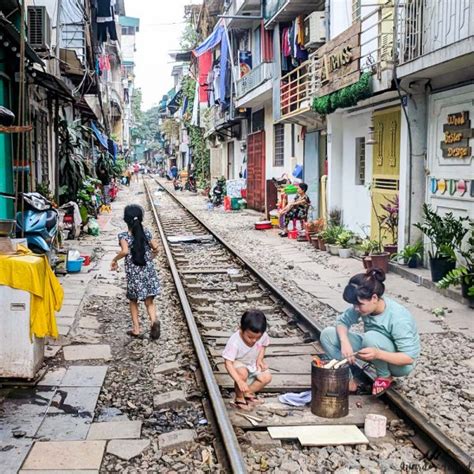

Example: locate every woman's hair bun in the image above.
[366,268,386,282]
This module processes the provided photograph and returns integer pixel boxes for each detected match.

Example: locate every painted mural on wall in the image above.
[430,177,473,198]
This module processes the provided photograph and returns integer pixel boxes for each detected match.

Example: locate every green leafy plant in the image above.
[380,194,399,244]
[323,225,344,245]
[392,241,423,263]
[336,230,355,249]
[328,208,342,227]
[413,204,469,260]
[360,238,380,255]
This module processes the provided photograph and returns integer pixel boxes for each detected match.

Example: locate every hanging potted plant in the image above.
[337,230,355,258]
[391,241,423,268]
[414,204,469,282]
[380,195,399,255]
[437,222,474,308]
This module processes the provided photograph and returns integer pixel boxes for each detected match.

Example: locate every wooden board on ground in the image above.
[215,355,312,374]
[212,337,308,346]
[215,373,310,391]
[208,345,318,357]
[225,396,394,428]
[268,425,369,446]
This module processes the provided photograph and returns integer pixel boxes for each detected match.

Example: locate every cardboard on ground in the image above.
[268,425,369,446]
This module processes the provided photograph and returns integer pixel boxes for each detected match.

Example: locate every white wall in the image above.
[329,0,352,38]
[339,111,373,233]
[426,84,474,220]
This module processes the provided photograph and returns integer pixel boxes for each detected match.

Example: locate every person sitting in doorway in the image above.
[279,182,310,237]
[320,268,420,396]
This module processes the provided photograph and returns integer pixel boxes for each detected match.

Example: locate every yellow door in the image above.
[370,107,401,244]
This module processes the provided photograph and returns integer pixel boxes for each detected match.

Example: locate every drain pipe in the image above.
[393,0,413,243]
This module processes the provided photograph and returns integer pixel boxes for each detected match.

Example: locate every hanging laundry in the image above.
[198,50,212,103]
[296,16,305,46]
[97,0,117,44]
[282,27,291,57]
[261,21,274,62]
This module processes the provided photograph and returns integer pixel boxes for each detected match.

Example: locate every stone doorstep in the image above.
[87,421,142,440]
[106,439,150,461]
[158,429,196,451]
[21,440,106,471]
[153,390,191,410]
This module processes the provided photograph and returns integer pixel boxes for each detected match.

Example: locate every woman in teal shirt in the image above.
[320,268,420,395]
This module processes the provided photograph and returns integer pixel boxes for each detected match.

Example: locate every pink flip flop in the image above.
[372,377,393,397]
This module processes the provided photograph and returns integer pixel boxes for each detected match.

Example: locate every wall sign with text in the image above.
[441,111,473,158]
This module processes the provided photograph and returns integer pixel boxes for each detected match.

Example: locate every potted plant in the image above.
[358,238,377,269]
[317,230,327,251]
[392,241,423,268]
[337,230,355,258]
[325,225,344,255]
[380,195,399,255]
[437,222,474,308]
[414,204,469,282]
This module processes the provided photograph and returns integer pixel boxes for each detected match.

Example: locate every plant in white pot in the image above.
[325,225,344,255]
[337,230,355,258]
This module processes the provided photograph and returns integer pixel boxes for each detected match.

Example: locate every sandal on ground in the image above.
[150,321,160,340]
[230,399,253,411]
[279,232,288,238]
[372,377,393,397]
[349,383,371,396]
[126,330,144,339]
[244,394,265,405]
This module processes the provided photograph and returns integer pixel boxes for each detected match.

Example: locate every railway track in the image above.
[144,178,473,473]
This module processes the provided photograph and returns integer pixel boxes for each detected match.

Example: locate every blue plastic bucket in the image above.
[67,257,84,273]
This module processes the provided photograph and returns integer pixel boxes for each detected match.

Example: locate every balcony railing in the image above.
[397,0,473,64]
[236,62,273,99]
[280,56,318,119]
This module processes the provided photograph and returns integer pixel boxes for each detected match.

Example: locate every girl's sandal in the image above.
[126,330,144,339]
[230,399,252,411]
[150,321,160,340]
[372,377,393,397]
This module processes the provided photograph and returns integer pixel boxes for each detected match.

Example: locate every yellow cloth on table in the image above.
[0,254,63,338]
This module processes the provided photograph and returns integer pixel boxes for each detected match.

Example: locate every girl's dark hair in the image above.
[342,268,386,304]
[299,182,308,193]
[124,204,147,266]
[240,309,267,334]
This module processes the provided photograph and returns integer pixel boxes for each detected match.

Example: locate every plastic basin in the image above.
[67,257,84,273]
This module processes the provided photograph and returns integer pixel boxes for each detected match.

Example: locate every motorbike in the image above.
[185,173,197,193]
[173,177,183,191]
[16,192,59,255]
[209,177,226,207]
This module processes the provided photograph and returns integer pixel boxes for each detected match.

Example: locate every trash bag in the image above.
[87,218,100,236]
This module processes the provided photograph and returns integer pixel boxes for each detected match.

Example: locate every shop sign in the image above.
[441,111,473,158]
[316,21,361,97]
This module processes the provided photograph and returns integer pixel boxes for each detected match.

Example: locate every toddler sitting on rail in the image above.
[222,309,272,411]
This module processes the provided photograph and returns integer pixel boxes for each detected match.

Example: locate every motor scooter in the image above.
[16,193,59,255]
[209,177,226,206]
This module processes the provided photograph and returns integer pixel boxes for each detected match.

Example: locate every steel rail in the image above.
[144,181,247,474]
[152,177,473,474]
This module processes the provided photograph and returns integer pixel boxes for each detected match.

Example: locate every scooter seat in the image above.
[45,210,57,231]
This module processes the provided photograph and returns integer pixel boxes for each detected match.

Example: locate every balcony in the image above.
[264,0,325,27]
[279,54,323,128]
[203,105,231,138]
[225,0,262,28]
[396,0,474,81]
[235,62,273,107]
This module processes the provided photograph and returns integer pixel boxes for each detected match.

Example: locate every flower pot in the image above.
[311,236,319,249]
[339,248,352,258]
[407,257,418,269]
[362,256,372,270]
[370,253,390,273]
[384,244,398,256]
[328,244,341,256]
[318,238,326,251]
[429,257,456,283]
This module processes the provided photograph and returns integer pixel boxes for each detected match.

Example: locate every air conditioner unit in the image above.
[304,11,326,49]
[28,6,52,50]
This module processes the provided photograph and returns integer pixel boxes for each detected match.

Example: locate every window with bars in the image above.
[355,137,365,185]
[274,124,285,167]
[352,0,361,22]
[33,112,49,184]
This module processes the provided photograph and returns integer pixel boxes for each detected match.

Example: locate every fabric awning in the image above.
[91,122,109,149]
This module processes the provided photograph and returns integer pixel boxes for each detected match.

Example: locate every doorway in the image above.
[247,131,265,212]
[227,141,235,179]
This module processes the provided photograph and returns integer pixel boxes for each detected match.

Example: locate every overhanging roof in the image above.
[0,12,44,64]
[169,51,192,62]
[32,69,74,101]
[119,16,140,31]
[264,0,325,28]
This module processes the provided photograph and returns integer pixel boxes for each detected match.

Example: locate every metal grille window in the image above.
[274,124,285,167]
[33,112,49,183]
[352,0,361,22]
[355,137,365,185]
